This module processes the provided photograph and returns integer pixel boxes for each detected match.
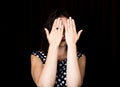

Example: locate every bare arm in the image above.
[38,45,58,87]
[31,18,63,87]
[65,17,86,87]
[31,54,43,86]
[67,44,86,87]
[31,46,58,87]
[78,54,86,84]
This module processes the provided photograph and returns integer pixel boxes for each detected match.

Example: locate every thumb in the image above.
[77,29,83,40]
[44,28,49,38]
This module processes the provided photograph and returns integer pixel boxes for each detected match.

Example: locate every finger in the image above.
[56,18,60,29]
[60,24,64,33]
[67,18,70,31]
[77,29,83,39]
[59,19,62,31]
[72,19,76,31]
[65,19,68,32]
[69,17,72,30]
[58,19,62,31]
[52,19,57,30]
[44,28,49,38]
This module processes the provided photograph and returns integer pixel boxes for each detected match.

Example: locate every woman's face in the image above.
[59,16,68,47]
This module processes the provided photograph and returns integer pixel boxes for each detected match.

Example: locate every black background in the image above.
[0,0,118,87]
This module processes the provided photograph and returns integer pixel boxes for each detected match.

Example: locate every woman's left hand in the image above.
[65,17,83,46]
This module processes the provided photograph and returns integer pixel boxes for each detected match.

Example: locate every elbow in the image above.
[67,80,83,87]
[67,84,82,87]
[37,83,49,87]
[35,75,55,87]
[78,83,83,87]
[37,83,54,87]
[37,80,54,87]
[77,80,84,87]
[37,82,44,87]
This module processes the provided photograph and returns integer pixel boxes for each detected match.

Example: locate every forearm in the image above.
[67,44,82,87]
[38,45,58,86]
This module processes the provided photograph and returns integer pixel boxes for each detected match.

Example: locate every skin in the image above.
[30,17,86,87]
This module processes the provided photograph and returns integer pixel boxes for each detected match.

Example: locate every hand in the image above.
[65,17,83,46]
[44,18,64,47]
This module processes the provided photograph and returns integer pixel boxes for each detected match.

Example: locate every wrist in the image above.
[49,44,59,49]
[67,43,76,47]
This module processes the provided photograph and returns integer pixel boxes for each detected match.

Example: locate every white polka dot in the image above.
[58,79,61,82]
[57,84,59,87]
[61,71,63,73]
[61,76,64,78]
[36,55,39,58]
[59,64,62,66]
[63,66,65,68]
[64,72,66,75]
[60,83,62,86]
[62,81,65,84]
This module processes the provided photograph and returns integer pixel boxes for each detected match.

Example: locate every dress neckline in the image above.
[58,58,67,62]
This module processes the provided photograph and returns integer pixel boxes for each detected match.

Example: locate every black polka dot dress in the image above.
[32,51,82,87]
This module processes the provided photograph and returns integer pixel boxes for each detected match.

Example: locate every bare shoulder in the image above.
[78,54,86,64]
[30,54,43,65]
[31,54,40,61]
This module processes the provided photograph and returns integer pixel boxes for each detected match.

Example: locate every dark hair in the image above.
[40,9,70,54]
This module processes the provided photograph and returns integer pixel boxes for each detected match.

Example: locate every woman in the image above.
[30,10,86,87]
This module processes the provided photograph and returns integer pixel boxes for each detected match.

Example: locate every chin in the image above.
[59,41,66,47]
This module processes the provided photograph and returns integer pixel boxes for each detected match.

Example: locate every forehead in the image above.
[60,16,68,21]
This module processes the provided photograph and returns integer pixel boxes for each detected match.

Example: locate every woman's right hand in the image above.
[44,18,64,47]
